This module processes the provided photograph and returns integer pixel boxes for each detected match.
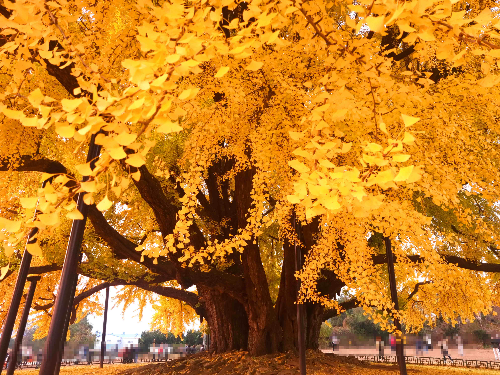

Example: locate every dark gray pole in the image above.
[0,178,50,374]
[294,214,306,375]
[384,237,407,375]
[54,275,79,375]
[39,135,101,375]
[100,286,109,368]
[6,276,41,375]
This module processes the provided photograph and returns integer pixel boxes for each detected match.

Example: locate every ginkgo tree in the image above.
[1,0,500,356]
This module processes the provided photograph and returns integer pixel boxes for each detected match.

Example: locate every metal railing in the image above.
[351,354,500,369]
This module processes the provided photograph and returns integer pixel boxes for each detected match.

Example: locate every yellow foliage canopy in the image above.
[1,0,500,347]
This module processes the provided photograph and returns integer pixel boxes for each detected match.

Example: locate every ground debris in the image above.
[18,351,498,375]
[116,350,394,375]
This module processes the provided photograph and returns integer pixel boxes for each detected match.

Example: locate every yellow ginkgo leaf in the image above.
[56,125,75,138]
[96,196,113,211]
[245,60,264,71]
[341,143,352,153]
[322,195,341,210]
[26,242,43,257]
[166,54,181,63]
[131,171,141,181]
[61,98,83,112]
[179,89,192,100]
[80,181,97,193]
[365,143,383,153]
[75,163,93,176]
[289,132,304,140]
[4,245,14,257]
[2,108,23,119]
[402,132,415,145]
[83,193,94,205]
[215,67,230,78]
[109,147,128,160]
[67,209,84,220]
[392,154,411,162]
[394,165,414,182]
[28,88,44,107]
[406,166,422,183]
[156,119,183,134]
[0,264,9,280]
[38,212,60,226]
[126,154,146,168]
[288,159,310,174]
[0,218,21,232]
[401,114,420,127]
[366,16,386,33]
[20,197,38,209]
[128,97,145,110]
[115,132,137,146]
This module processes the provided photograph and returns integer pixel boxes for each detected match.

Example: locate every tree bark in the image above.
[276,239,299,352]
[233,167,282,355]
[198,286,248,353]
[305,303,324,350]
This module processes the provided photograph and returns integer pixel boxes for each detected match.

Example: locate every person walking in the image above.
[331,334,339,353]
[425,334,432,351]
[416,336,423,356]
[441,338,452,361]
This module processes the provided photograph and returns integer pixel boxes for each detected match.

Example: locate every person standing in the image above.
[456,335,464,357]
[376,336,384,359]
[390,334,396,353]
[426,334,432,351]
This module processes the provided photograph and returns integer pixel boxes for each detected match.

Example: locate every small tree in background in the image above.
[183,330,203,346]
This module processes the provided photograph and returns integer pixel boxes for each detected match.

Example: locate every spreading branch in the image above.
[407,280,433,300]
[373,253,500,272]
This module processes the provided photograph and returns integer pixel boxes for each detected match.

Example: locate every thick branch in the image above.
[88,205,245,297]
[322,298,358,321]
[373,253,500,273]
[72,279,200,311]
[0,155,67,174]
[407,280,432,300]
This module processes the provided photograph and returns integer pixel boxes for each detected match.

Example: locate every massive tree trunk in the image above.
[241,241,282,355]
[276,231,327,352]
[234,167,282,355]
[198,286,248,353]
[276,239,300,352]
[305,303,324,350]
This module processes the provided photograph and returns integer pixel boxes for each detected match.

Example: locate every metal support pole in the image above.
[39,135,101,375]
[0,178,50,374]
[294,215,306,375]
[100,286,109,368]
[54,275,78,375]
[6,276,40,375]
[384,237,407,375]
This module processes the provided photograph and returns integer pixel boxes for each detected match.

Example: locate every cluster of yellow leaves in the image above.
[287,114,422,219]
[150,295,198,338]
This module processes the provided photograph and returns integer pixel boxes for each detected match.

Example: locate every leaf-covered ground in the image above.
[14,351,499,375]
